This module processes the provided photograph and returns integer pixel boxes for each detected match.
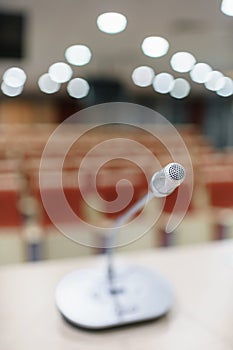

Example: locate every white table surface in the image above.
[1,240,233,350]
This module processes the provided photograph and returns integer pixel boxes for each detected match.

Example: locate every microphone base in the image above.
[55,265,173,330]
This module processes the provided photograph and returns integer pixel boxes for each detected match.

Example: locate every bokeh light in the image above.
[204,71,225,91]
[221,0,233,16]
[67,78,90,98]
[97,12,127,34]
[170,52,196,73]
[190,63,212,83]
[48,62,73,83]
[131,66,155,87]
[153,72,174,94]
[216,77,233,97]
[38,73,61,94]
[141,36,169,58]
[3,67,27,88]
[1,81,24,97]
[65,45,92,66]
[170,78,191,99]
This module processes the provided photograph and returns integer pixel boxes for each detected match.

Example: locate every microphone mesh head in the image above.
[168,163,185,181]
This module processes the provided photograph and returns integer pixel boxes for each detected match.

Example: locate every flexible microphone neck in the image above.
[106,163,186,284]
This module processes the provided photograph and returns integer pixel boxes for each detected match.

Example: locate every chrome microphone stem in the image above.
[105,162,186,286]
[106,191,155,284]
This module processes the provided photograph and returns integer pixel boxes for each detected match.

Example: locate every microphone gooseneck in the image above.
[106,163,186,286]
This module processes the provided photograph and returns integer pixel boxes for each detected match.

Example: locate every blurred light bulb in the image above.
[170,52,196,73]
[204,71,225,91]
[153,73,174,94]
[221,0,233,16]
[190,63,212,83]
[48,62,73,83]
[131,66,155,87]
[1,81,23,97]
[97,12,127,34]
[67,78,90,98]
[216,77,233,97]
[65,45,92,66]
[3,67,27,88]
[170,78,191,99]
[38,73,61,94]
[141,36,169,58]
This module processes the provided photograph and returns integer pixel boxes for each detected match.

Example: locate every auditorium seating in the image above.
[0,123,231,264]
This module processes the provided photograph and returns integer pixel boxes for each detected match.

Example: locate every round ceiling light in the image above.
[153,72,174,94]
[190,63,212,83]
[221,0,233,16]
[204,71,225,91]
[216,77,233,97]
[65,45,92,66]
[3,67,27,88]
[97,12,127,34]
[170,78,191,99]
[67,78,90,98]
[1,81,24,97]
[38,73,61,94]
[131,66,155,87]
[141,36,169,58]
[170,52,196,73]
[48,62,73,83]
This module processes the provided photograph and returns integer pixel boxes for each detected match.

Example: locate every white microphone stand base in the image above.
[55,264,173,330]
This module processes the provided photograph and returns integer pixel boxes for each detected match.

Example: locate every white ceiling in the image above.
[0,0,232,96]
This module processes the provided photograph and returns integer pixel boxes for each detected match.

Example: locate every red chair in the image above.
[206,181,233,208]
[203,165,233,240]
[32,171,86,227]
[0,174,22,227]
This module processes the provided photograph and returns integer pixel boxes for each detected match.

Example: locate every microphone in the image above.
[150,162,186,197]
[55,162,186,329]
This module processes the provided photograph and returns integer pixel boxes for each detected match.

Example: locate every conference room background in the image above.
[0,0,233,265]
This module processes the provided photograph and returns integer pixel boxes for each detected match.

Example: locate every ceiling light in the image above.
[1,81,24,97]
[170,52,196,73]
[190,63,212,83]
[48,62,73,83]
[65,45,92,66]
[131,66,155,87]
[38,73,61,94]
[67,78,90,98]
[216,77,233,97]
[97,12,127,34]
[204,71,225,91]
[170,78,191,99]
[3,67,27,88]
[141,36,169,58]
[221,0,233,16]
[152,73,174,94]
